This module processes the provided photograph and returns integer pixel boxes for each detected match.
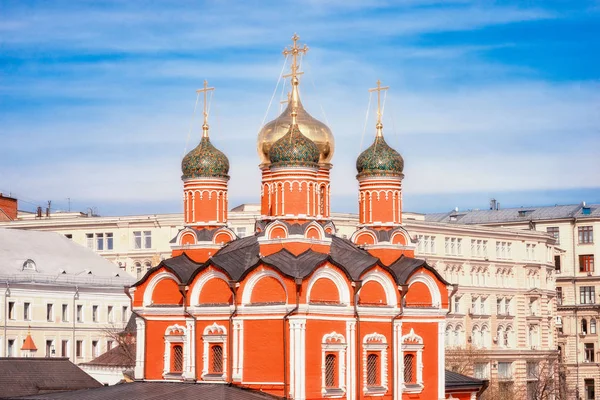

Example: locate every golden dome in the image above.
[257,96,334,166]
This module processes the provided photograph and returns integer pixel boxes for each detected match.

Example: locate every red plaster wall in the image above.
[309,278,340,304]
[250,276,287,304]
[198,278,231,305]
[151,279,183,305]
[243,319,285,385]
[359,280,387,306]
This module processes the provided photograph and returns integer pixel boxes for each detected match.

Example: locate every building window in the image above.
[107,340,113,351]
[172,345,183,373]
[580,255,595,273]
[236,227,247,238]
[76,340,83,358]
[582,318,588,334]
[211,345,224,374]
[416,235,436,254]
[86,233,93,248]
[96,233,104,251]
[498,362,512,379]
[580,286,596,304]
[135,262,142,279]
[557,287,563,305]
[107,306,113,323]
[133,231,142,249]
[62,304,68,322]
[92,340,99,358]
[579,226,594,244]
[144,261,152,271]
[445,237,462,256]
[8,301,15,320]
[555,255,561,272]
[585,343,595,362]
[76,305,83,322]
[525,243,536,261]
[363,333,387,393]
[24,302,30,320]
[144,231,152,248]
[61,340,68,357]
[403,354,415,383]
[585,379,595,400]
[122,306,128,322]
[592,319,597,334]
[321,332,347,394]
[133,231,152,249]
[474,363,488,379]
[366,354,378,386]
[64,234,73,239]
[471,239,488,258]
[325,353,336,388]
[8,339,15,357]
[92,305,98,322]
[547,226,560,244]
[106,233,113,250]
[46,304,53,322]
[496,241,512,259]
[46,340,54,357]
[453,296,461,314]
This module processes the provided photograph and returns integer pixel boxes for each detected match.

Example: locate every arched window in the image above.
[367,353,379,386]
[445,325,453,347]
[144,261,152,271]
[325,354,336,388]
[135,262,142,278]
[211,345,223,373]
[472,326,480,348]
[591,319,597,334]
[404,354,415,383]
[582,318,588,334]
[172,345,183,373]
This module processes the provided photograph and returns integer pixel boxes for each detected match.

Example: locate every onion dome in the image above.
[181,134,230,180]
[269,122,320,168]
[356,123,404,177]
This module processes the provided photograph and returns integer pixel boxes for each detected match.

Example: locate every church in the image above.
[129,35,485,400]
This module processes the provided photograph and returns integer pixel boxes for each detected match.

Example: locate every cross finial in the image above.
[283,33,309,82]
[368,79,390,137]
[196,80,215,138]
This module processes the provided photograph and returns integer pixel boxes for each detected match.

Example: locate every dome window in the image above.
[22,259,37,271]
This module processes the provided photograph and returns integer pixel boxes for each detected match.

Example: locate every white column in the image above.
[347,320,357,400]
[438,321,446,399]
[393,320,402,400]
[184,318,195,380]
[135,317,146,379]
[299,319,307,400]
[233,320,242,381]
[238,320,244,380]
[289,320,296,397]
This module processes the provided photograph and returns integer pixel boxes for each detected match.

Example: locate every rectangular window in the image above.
[106,233,113,250]
[107,305,113,323]
[62,304,68,322]
[76,340,83,358]
[61,340,68,357]
[496,241,512,259]
[76,305,83,322]
[46,340,54,357]
[474,363,488,379]
[96,233,104,251]
[526,244,536,261]
[585,379,595,400]
[7,339,15,357]
[526,362,538,379]
[555,255,561,272]
[497,298,502,315]
[580,255,595,273]
[133,231,142,249]
[92,305,98,322]
[8,301,15,320]
[64,234,73,239]
[585,343,595,362]
[547,226,560,244]
[107,340,113,351]
[579,226,594,244]
[453,296,461,314]
[581,286,596,304]
[86,233,93,248]
[143,231,152,249]
[505,298,511,315]
[498,362,512,379]
[46,303,53,322]
[92,340,99,358]
[122,306,128,322]
[24,302,30,320]
[445,237,462,256]
[557,287,563,305]
[236,227,247,238]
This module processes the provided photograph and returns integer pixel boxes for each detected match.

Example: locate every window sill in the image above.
[365,386,387,396]
[322,388,345,397]
[202,373,225,381]
[403,383,423,394]
[163,372,184,380]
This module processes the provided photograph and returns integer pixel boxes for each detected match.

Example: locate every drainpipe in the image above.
[283,278,302,399]
[353,281,363,400]
[227,280,239,385]
[4,282,9,357]
[178,283,197,381]
[391,284,408,400]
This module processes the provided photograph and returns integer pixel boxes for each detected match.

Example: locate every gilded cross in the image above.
[368,80,389,126]
[282,33,308,80]
[196,80,215,137]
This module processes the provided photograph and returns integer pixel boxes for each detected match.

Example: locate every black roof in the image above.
[0,358,102,399]
[445,370,487,390]
[135,230,447,288]
[11,382,282,400]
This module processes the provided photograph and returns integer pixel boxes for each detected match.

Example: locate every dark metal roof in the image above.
[12,382,283,400]
[81,343,135,368]
[210,235,261,280]
[0,358,102,398]
[445,369,487,389]
[388,255,450,286]
[134,253,198,286]
[262,249,329,278]
[329,236,379,279]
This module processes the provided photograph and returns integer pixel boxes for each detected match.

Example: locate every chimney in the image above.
[0,194,18,221]
[490,198,497,211]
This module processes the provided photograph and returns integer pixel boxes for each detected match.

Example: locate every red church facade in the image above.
[129,36,484,400]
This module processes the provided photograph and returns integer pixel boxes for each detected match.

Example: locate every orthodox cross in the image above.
[196,80,215,137]
[368,80,389,127]
[282,33,308,81]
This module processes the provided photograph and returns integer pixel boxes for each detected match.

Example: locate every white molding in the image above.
[321,331,347,397]
[362,332,388,394]
[306,266,351,305]
[134,317,145,379]
[143,271,181,307]
[189,269,230,306]
[360,270,398,306]
[241,269,288,305]
[406,272,442,308]
[163,324,187,378]
[201,322,227,381]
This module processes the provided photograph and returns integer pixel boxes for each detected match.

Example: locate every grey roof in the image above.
[169,228,220,244]
[0,228,135,287]
[388,256,449,286]
[425,203,600,225]
[11,381,282,400]
[445,370,487,390]
[0,358,102,398]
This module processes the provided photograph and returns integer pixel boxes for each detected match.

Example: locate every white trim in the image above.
[321,331,347,397]
[163,324,187,379]
[143,271,181,307]
[400,328,424,393]
[134,317,145,379]
[201,322,227,381]
[189,270,230,306]
[360,270,397,306]
[362,332,388,395]
[406,272,442,308]
[393,321,402,400]
[241,269,288,305]
[307,266,350,305]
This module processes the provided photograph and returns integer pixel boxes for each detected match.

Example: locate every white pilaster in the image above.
[438,321,446,400]
[184,318,195,380]
[393,320,402,400]
[135,317,146,379]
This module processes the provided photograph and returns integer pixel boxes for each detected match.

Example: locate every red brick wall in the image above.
[0,194,17,221]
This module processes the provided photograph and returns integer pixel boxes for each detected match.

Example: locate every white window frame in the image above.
[202,323,227,381]
[362,333,388,395]
[163,324,187,379]
[321,332,347,397]
[401,328,424,393]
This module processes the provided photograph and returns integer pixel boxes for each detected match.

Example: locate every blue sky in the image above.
[1,0,599,216]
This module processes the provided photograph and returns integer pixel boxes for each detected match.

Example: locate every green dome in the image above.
[356,135,404,177]
[181,137,230,180]
[269,124,320,167]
